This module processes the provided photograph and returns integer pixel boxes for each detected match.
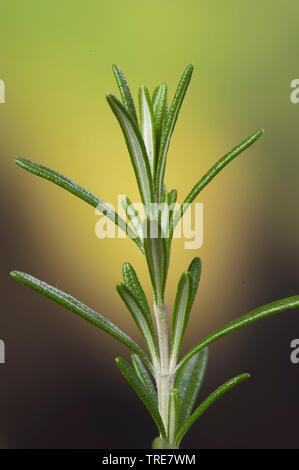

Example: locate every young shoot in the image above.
[11,64,299,449]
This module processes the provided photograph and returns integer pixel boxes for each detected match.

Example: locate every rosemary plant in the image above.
[11,65,299,449]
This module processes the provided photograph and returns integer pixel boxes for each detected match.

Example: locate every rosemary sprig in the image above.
[11,64,299,449]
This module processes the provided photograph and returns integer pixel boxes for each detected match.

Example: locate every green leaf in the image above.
[161,183,168,203]
[116,356,166,438]
[122,262,151,323]
[10,271,150,366]
[139,86,156,175]
[167,388,179,445]
[158,189,174,239]
[172,129,264,234]
[117,283,158,365]
[168,188,177,206]
[175,373,250,446]
[152,85,161,105]
[143,218,168,301]
[152,83,168,156]
[15,158,143,252]
[121,195,143,241]
[156,64,194,198]
[107,94,154,211]
[175,348,208,427]
[178,295,299,372]
[167,189,178,236]
[170,272,192,370]
[112,64,138,123]
[188,257,202,310]
[131,354,157,405]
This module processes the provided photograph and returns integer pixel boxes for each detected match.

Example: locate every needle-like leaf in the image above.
[175,348,208,427]
[167,388,178,445]
[152,85,161,106]
[156,64,193,198]
[112,64,138,123]
[15,158,143,252]
[171,129,264,233]
[167,189,178,236]
[161,183,169,203]
[107,94,154,211]
[117,283,158,365]
[121,195,143,240]
[116,356,166,439]
[11,271,149,366]
[139,86,156,175]
[188,257,202,310]
[168,188,177,206]
[175,373,250,446]
[131,354,157,404]
[152,83,168,156]
[122,262,151,323]
[178,295,299,372]
[170,272,192,370]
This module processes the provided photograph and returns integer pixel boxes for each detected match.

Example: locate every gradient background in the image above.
[1,0,299,449]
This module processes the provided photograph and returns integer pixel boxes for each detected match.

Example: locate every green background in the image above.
[1,0,299,448]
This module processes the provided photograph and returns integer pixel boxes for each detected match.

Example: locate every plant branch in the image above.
[153,300,173,432]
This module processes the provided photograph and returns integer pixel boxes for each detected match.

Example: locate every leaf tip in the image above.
[236,372,251,384]
[116,282,123,292]
[188,256,201,268]
[115,356,122,366]
[184,64,194,77]
[112,64,123,78]
[15,157,27,168]
[254,129,264,141]
[105,92,114,102]
[106,93,121,111]
[10,270,25,284]
[122,262,132,278]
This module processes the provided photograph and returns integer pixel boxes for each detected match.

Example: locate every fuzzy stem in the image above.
[154,300,174,433]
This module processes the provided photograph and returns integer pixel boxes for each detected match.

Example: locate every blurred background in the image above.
[1,0,299,449]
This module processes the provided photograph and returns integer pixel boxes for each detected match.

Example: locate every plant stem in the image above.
[154,300,174,433]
